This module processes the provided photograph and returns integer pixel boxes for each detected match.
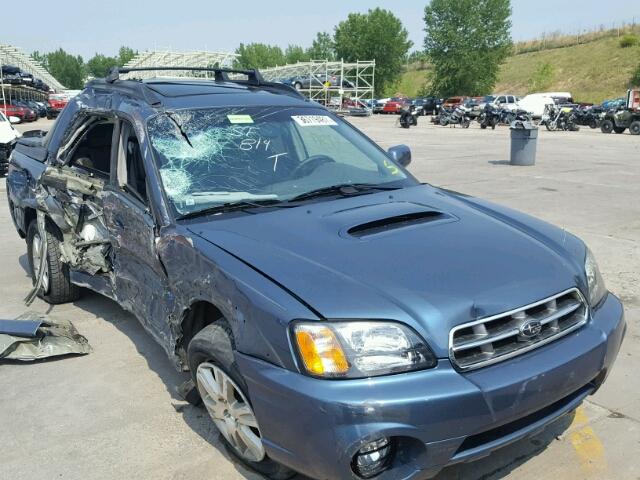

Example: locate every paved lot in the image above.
[1,116,639,479]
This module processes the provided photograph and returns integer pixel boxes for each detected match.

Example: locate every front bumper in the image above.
[237,293,625,480]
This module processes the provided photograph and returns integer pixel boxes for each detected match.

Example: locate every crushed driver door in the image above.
[102,119,174,345]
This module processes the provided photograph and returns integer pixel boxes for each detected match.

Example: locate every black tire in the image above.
[629,121,640,135]
[188,322,295,480]
[589,119,598,129]
[480,124,487,129]
[613,126,626,134]
[600,119,614,133]
[26,219,80,304]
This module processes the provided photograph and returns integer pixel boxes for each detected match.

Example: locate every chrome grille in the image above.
[449,288,588,371]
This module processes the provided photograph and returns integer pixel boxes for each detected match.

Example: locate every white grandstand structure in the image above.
[121,50,238,80]
[0,44,66,103]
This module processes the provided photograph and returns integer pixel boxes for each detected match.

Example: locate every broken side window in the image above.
[68,121,115,178]
[117,121,148,205]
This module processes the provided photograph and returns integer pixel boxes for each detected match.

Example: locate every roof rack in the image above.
[104,66,306,101]
[106,66,265,84]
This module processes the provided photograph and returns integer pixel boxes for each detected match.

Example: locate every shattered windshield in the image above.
[146,106,411,216]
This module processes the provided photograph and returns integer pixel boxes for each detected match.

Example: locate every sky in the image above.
[2,0,639,59]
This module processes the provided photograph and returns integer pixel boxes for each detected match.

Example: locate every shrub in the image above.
[619,34,638,48]
[528,62,555,92]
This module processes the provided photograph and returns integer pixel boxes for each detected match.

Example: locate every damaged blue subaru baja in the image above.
[6,67,625,480]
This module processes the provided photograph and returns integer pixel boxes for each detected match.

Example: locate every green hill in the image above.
[397,35,640,102]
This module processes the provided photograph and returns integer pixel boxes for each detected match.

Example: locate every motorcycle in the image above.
[570,106,602,129]
[398,105,418,128]
[541,104,579,131]
[439,105,472,128]
[477,104,501,129]
[499,108,532,125]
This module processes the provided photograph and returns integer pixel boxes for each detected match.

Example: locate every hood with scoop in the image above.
[188,185,586,357]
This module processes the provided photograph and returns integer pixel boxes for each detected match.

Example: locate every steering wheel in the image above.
[290,154,336,179]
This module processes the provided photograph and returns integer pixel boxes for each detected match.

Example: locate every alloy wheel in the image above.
[196,362,265,462]
[31,232,49,293]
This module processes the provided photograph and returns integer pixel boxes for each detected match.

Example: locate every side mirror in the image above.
[387,144,411,167]
[9,116,20,124]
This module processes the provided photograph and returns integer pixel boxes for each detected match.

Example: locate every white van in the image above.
[517,92,573,118]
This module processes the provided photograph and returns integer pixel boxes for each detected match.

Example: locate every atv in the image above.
[600,109,640,135]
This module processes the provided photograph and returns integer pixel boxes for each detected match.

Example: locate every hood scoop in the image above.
[346,209,453,238]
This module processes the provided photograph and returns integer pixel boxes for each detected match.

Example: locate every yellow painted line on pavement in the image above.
[569,405,607,475]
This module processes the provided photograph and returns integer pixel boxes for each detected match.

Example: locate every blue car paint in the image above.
[6,78,625,479]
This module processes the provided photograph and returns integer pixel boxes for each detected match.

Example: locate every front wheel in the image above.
[188,322,295,480]
[26,219,80,304]
[600,119,614,133]
[628,121,640,135]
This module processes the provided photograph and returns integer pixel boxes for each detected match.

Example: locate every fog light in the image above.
[352,437,392,478]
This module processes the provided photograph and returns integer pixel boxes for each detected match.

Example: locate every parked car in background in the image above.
[372,99,387,114]
[442,96,467,109]
[0,111,20,176]
[516,92,572,119]
[13,100,45,119]
[284,74,354,91]
[0,103,36,123]
[47,94,69,119]
[1,65,23,84]
[6,66,626,480]
[601,97,626,111]
[383,97,409,114]
[412,97,438,115]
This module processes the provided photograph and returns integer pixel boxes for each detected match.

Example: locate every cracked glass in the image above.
[146,106,410,216]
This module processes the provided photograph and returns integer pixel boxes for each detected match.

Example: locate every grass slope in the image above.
[397,36,640,102]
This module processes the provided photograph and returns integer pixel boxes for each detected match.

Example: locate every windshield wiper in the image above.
[177,199,287,220]
[288,183,402,202]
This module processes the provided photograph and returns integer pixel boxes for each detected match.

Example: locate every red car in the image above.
[383,97,409,114]
[0,104,34,123]
[442,96,468,109]
[47,94,69,119]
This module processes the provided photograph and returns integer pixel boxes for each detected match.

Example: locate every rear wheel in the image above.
[600,119,614,133]
[26,219,80,304]
[188,322,295,480]
[613,126,626,134]
[629,121,640,135]
[589,119,598,129]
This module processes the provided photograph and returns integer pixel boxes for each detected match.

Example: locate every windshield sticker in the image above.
[227,114,254,124]
[291,115,337,127]
[384,160,400,175]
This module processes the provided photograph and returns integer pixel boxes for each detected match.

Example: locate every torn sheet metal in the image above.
[0,312,91,361]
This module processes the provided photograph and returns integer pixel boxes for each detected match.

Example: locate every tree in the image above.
[46,48,85,89]
[86,54,118,78]
[306,32,335,61]
[334,8,412,96]
[118,46,137,66]
[285,45,309,64]
[424,0,512,97]
[233,43,286,69]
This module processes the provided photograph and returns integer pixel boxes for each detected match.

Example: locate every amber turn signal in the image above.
[294,324,349,376]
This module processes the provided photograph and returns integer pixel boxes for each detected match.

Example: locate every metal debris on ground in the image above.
[0,312,91,361]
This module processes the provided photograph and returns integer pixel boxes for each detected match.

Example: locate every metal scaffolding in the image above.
[0,44,66,104]
[261,60,375,106]
[121,50,239,80]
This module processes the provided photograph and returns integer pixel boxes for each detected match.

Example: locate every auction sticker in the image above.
[292,115,338,127]
[227,114,254,124]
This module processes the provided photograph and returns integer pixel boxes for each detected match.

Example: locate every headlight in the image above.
[292,321,436,379]
[585,248,607,307]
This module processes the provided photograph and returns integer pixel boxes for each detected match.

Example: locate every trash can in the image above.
[510,121,538,166]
